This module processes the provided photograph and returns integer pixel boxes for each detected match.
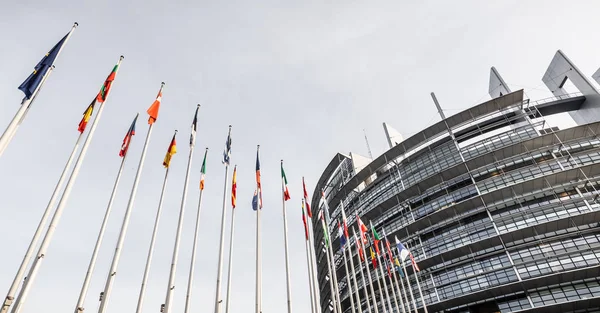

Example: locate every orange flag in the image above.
[147,83,164,124]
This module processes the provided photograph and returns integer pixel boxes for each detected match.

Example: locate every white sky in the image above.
[1,1,600,312]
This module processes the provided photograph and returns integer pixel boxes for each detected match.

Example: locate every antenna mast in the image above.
[363,129,373,159]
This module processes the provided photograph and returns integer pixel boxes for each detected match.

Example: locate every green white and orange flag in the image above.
[163,132,177,168]
[281,161,291,201]
[77,98,95,133]
[96,62,120,103]
[199,148,207,190]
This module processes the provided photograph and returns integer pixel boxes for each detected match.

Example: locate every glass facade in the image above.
[311,92,600,313]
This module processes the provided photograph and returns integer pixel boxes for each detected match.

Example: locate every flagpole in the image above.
[0,65,53,154]
[0,22,78,157]
[391,263,406,313]
[255,145,262,313]
[75,116,136,313]
[163,114,198,313]
[223,167,237,313]
[1,129,83,313]
[135,163,172,313]
[98,81,163,313]
[401,261,418,313]
[346,238,363,313]
[307,221,321,313]
[322,240,338,313]
[214,126,232,313]
[323,205,342,313]
[397,266,411,313]
[352,228,374,313]
[380,242,400,313]
[302,202,316,313]
[10,56,123,313]
[184,147,208,313]
[407,245,428,313]
[280,160,293,313]
[341,244,356,313]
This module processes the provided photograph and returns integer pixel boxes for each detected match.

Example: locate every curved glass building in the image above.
[310,52,600,313]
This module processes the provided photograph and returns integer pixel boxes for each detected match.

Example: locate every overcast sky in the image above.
[1,1,600,312]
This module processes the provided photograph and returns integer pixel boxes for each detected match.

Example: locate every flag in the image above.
[190,105,199,146]
[147,86,163,124]
[222,128,232,165]
[302,177,312,218]
[341,208,349,243]
[231,165,237,208]
[354,232,365,262]
[119,115,137,157]
[395,258,404,277]
[18,33,69,99]
[163,132,177,168]
[357,214,368,244]
[320,210,330,248]
[338,220,347,248]
[385,239,394,264]
[370,247,377,269]
[319,190,332,225]
[199,149,207,190]
[371,222,381,255]
[409,253,420,272]
[395,237,410,262]
[281,162,291,201]
[96,63,120,103]
[252,147,262,210]
[301,200,309,240]
[77,99,95,133]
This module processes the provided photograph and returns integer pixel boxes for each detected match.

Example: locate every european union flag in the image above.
[18,33,69,99]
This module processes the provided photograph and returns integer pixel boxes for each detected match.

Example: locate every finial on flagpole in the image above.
[205,147,209,151]
[73,22,79,27]
[161,82,166,87]
[175,130,178,133]
[197,103,201,108]
[119,55,125,60]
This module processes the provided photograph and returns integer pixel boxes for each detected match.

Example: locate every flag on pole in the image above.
[394,258,404,277]
[395,237,420,271]
[18,33,69,99]
[199,149,207,190]
[222,127,232,165]
[338,220,347,248]
[147,86,163,124]
[96,63,120,103]
[371,223,381,255]
[357,214,368,244]
[163,132,177,168]
[370,247,377,269]
[231,165,237,208]
[302,177,312,217]
[354,232,365,262]
[341,208,349,242]
[77,99,95,133]
[301,200,309,240]
[252,147,262,210]
[281,162,291,201]
[190,105,199,146]
[119,115,137,157]
[319,210,330,248]
[409,253,420,272]
[385,239,395,264]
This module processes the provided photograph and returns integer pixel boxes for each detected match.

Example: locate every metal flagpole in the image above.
[184,148,208,313]
[352,228,373,313]
[163,106,199,313]
[11,56,123,313]
[322,241,338,313]
[341,244,356,313]
[401,261,418,313]
[397,266,411,313]
[406,243,428,313]
[281,160,293,313]
[135,164,172,313]
[224,165,237,313]
[371,255,386,313]
[214,126,232,313]
[0,22,78,157]
[381,242,400,313]
[375,244,393,313]
[390,248,409,313]
[75,113,137,313]
[322,203,342,313]
[390,262,406,313]
[1,129,83,313]
[346,235,363,313]
[302,202,316,313]
[352,228,379,313]
[98,81,163,313]
[255,145,262,313]
[307,219,321,313]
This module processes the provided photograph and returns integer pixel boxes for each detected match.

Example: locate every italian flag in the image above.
[281,162,291,201]
[199,149,207,190]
